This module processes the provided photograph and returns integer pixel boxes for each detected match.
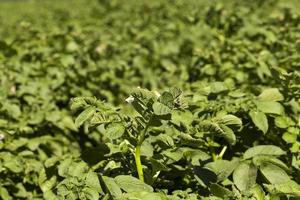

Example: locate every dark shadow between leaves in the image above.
[80,144,110,166]
[193,166,217,186]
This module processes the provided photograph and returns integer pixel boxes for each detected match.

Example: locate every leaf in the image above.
[258,88,284,101]
[183,148,210,166]
[105,123,125,140]
[85,171,103,194]
[121,191,167,200]
[75,106,96,127]
[141,141,154,157]
[260,163,290,184]
[40,176,57,193]
[58,158,72,177]
[45,156,60,168]
[249,110,268,134]
[219,124,236,145]
[0,187,12,200]
[205,159,239,182]
[282,132,297,144]
[249,185,265,200]
[275,116,295,128]
[82,187,99,200]
[101,176,122,199]
[114,175,153,193]
[256,101,284,115]
[152,102,171,116]
[263,181,300,197]
[210,184,234,198]
[209,82,228,94]
[219,114,242,126]
[252,155,290,172]
[158,92,174,108]
[162,149,184,162]
[243,145,286,159]
[233,162,257,191]
[3,157,23,173]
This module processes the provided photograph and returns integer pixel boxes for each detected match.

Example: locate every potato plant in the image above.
[0,0,299,199]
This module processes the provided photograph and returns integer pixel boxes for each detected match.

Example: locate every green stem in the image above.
[218,146,227,159]
[212,152,217,161]
[135,145,144,182]
[134,118,151,182]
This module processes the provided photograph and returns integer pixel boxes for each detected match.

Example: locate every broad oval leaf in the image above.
[256,101,284,115]
[249,185,265,200]
[249,110,268,134]
[243,145,286,159]
[233,162,257,191]
[105,123,125,140]
[252,155,290,172]
[102,176,122,198]
[114,175,153,193]
[75,106,96,127]
[263,181,300,197]
[219,124,236,145]
[210,183,234,198]
[152,102,171,115]
[219,114,242,126]
[158,92,174,108]
[258,88,284,101]
[205,159,239,182]
[260,163,290,184]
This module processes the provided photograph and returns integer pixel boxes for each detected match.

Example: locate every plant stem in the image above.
[135,145,144,182]
[134,118,151,182]
[212,152,217,161]
[218,146,227,159]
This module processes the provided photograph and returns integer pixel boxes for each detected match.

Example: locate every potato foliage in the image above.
[0,0,299,199]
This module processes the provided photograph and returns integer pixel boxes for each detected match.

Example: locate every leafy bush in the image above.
[0,0,299,199]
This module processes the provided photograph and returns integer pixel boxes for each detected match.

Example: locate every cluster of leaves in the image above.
[0,0,299,199]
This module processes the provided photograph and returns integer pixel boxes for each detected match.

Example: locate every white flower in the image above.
[125,95,135,103]
[154,91,161,97]
[0,134,5,141]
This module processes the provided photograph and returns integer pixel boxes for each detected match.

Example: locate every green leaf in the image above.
[260,163,290,184]
[253,155,290,172]
[219,114,242,126]
[152,102,171,116]
[40,176,57,193]
[3,157,23,173]
[0,187,12,200]
[219,124,236,145]
[121,191,167,200]
[256,101,284,115]
[75,106,96,127]
[205,159,239,182]
[249,185,265,200]
[85,171,103,194]
[102,176,122,199]
[183,148,210,166]
[58,158,72,177]
[82,187,99,200]
[282,132,297,144]
[258,88,284,101]
[263,181,300,197]
[233,162,257,191]
[210,184,234,198]
[243,145,286,159]
[105,123,125,140]
[209,82,228,94]
[141,141,154,157]
[249,110,268,134]
[158,92,174,108]
[275,116,295,128]
[114,175,153,193]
